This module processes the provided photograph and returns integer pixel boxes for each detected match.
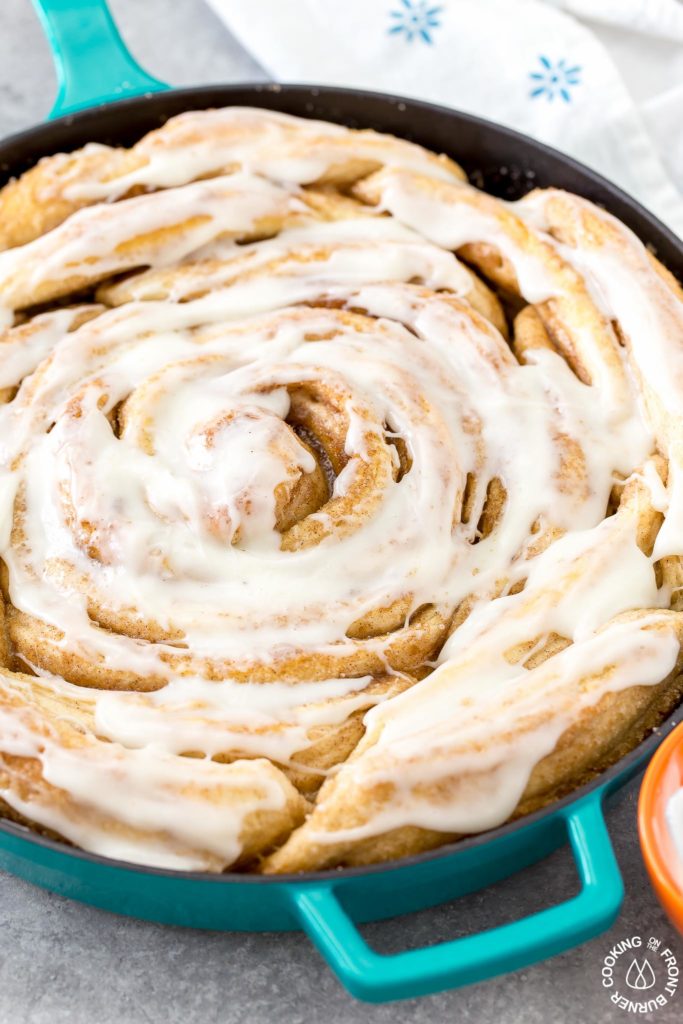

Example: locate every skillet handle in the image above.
[290,792,623,1002]
[31,0,168,119]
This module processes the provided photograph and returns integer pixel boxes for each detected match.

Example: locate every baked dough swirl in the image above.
[0,108,682,871]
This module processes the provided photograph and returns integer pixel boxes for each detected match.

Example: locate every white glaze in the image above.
[63,107,464,200]
[0,108,681,869]
[666,787,683,877]
[0,694,292,870]
[307,517,678,842]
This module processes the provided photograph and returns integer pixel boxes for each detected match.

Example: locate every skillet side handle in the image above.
[31,0,168,119]
[290,791,623,1003]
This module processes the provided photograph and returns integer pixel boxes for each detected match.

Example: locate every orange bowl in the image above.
[639,722,683,936]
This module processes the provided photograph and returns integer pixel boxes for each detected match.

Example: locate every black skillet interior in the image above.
[0,82,682,881]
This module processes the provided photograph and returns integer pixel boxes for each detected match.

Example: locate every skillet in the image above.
[1,0,682,1002]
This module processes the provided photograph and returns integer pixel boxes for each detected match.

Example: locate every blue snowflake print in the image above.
[529,56,582,102]
[388,0,443,44]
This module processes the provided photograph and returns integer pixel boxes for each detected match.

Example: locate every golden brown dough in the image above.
[0,668,308,871]
[0,107,681,875]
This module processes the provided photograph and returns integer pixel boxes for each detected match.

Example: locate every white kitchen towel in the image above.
[206,0,683,237]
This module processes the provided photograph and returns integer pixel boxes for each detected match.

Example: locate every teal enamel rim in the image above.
[12,1,676,1002]
[31,0,168,118]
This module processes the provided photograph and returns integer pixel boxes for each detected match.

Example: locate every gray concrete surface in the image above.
[0,1,682,1021]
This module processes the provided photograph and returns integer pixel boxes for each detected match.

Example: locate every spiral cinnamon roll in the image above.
[0,107,682,872]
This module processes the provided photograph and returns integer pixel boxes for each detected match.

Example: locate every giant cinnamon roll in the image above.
[0,108,682,872]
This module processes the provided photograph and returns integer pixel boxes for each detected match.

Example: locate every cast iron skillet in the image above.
[1,0,682,1005]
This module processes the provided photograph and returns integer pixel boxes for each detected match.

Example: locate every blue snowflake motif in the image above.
[388,0,443,44]
[529,56,581,102]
